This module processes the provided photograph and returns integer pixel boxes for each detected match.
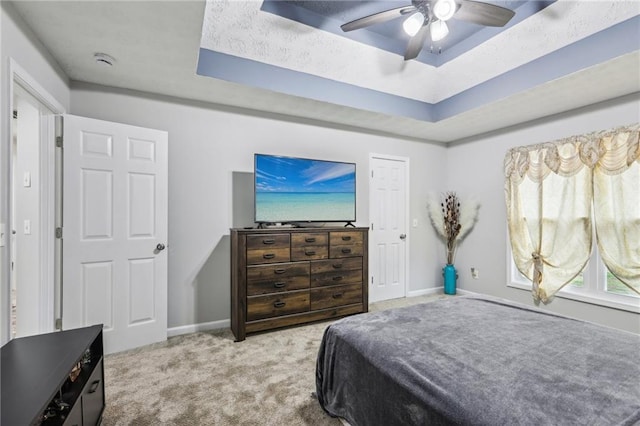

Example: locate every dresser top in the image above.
[232,226,369,233]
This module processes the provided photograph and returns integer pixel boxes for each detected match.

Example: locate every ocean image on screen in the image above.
[255,155,356,222]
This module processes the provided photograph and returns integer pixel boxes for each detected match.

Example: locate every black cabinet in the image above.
[1,325,105,425]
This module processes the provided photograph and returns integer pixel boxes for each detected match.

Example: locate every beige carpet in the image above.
[102,293,446,425]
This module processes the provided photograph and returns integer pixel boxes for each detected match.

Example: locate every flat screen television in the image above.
[254,154,356,224]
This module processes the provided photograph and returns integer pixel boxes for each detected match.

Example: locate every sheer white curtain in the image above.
[505,141,593,304]
[505,124,640,304]
[593,127,640,294]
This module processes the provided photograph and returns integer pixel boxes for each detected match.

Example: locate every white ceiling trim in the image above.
[200,0,640,104]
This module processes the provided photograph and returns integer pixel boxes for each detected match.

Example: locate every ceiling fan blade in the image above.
[454,0,515,27]
[341,6,416,32]
[404,24,429,61]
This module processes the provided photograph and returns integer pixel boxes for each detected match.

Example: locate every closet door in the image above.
[61,114,168,354]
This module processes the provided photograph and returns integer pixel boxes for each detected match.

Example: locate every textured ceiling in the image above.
[259,0,555,66]
[9,0,640,143]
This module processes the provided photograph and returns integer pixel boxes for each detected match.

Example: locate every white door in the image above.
[369,155,407,302]
[61,114,168,354]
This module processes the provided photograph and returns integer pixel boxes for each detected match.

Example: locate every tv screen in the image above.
[254,154,356,224]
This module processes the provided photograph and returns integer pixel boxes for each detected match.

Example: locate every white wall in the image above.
[14,94,41,336]
[71,83,447,330]
[0,2,69,344]
[446,93,640,334]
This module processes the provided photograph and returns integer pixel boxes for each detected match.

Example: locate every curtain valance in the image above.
[505,124,639,182]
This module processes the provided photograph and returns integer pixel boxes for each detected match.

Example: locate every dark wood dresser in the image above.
[230,227,368,341]
[1,325,104,425]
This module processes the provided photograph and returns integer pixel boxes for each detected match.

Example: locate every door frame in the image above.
[368,153,410,302]
[3,58,65,342]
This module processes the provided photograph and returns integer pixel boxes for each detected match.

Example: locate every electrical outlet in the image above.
[471,267,479,279]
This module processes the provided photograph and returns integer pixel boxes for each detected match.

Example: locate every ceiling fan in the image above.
[340,0,516,60]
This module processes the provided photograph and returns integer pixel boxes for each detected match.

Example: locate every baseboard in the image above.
[167,319,230,338]
[406,287,477,298]
[407,287,442,298]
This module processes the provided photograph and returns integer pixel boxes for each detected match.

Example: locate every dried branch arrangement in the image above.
[427,191,480,264]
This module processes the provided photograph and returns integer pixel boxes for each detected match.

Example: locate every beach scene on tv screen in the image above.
[255,155,356,222]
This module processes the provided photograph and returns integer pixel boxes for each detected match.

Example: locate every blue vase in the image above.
[443,264,457,295]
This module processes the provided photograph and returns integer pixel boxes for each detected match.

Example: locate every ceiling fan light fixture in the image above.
[403,12,424,37]
[430,20,449,41]
[433,0,456,21]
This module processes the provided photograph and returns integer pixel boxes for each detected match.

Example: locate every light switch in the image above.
[23,172,31,188]
[0,223,5,247]
[412,219,418,228]
[24,220,31,235]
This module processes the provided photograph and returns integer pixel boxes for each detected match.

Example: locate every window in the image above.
[508,239,639,313]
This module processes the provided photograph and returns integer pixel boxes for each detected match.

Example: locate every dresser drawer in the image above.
[247,234,290,249]
[246,234,291,265]
[291,233,328,261]
[247,291,310,321]
[247,263,310,296]
[311,283,362,310]
[330,231,364,258]
[311,268,362,288]
[311,257,362,274]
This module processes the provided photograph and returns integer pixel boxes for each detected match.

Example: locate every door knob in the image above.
[399,234,406,240]
[156,243,166,251]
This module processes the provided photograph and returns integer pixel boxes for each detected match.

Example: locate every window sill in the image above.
[507,281,640,314]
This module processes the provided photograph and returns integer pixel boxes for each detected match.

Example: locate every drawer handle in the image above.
[305,237,316,243]
[332,292,344,299]
[274,282,286,288]
[273,301,286,308]
[274,268,286,274]
[341,236,351,241]
[262,239,275,245]
[332,276,343,282]
[332,263,343,269]
[88,379,101,394]
[263,253,275,259]
[305,250,316,256]
[341,248,352,254]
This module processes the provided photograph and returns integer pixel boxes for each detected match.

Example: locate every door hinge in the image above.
[371,170,374,178]
[55,318,62,330]
[55,136,63,148]
[13,110,18,119]
[55,227,63,239]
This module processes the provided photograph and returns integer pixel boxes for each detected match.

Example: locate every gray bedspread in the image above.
[316,295,640,425]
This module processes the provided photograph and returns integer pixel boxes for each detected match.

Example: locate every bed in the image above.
[316,295,640,425]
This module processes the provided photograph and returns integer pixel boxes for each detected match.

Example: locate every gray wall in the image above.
[446,93,640,334]
[70,83,448,330]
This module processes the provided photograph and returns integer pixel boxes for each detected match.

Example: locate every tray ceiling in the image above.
[10,0,640,142]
